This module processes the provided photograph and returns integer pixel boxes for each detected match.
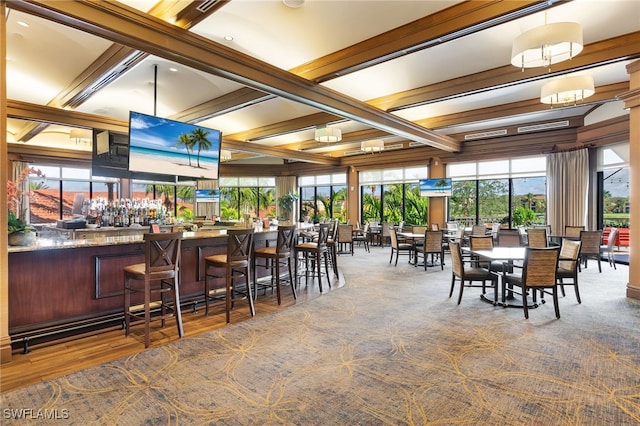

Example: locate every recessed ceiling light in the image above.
[283,0,305,8]
[17,21,29,27]
[169,67,178,72]
[224,35,234,41]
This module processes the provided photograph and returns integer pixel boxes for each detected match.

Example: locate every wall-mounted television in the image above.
[419,178,452,197]
[128,111,222,180]
[195,188,220,202]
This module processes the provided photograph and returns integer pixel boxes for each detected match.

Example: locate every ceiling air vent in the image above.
[464,129,507,140]
[518,120,569,133]
[196,0,220,12]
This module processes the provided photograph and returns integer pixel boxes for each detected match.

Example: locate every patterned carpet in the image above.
[2,248,639,425]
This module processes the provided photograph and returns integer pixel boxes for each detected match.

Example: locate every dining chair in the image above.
[295,223,332,292]
[600,227,618,269]
[579,230,603,272]
[496,229,522,247]
[501,247,561,319]
[526,228,548,248]
[471,224,487,236]
[336,224,354,255]
[123,232,183,348]
[414,230,444,270]
[252,225,297,305]
[352,222,370,252]
[564,225,585,239]
[556,239,582,303]
[203,228,255,323]
[448,241,498,305]
[381,222,395,247]
[388,228,414,266]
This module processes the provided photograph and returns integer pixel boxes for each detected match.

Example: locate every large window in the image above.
[299,174,347,222]
[219,177,276,221]
[448,157,546,227]
[131,181,195,221]
[28,165,120,224]
[598,144,629,229]
[360,166,428,225]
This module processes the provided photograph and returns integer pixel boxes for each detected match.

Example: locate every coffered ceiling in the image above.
[4,0,639,166]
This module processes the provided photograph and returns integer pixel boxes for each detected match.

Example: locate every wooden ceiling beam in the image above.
[371,32,640,111]
[290,0,557,82]
[10,0,459,153]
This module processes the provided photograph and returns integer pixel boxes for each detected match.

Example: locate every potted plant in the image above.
[7,167,44,246]
[277,191,299,221]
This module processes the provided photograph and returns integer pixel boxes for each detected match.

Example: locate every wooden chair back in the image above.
[470,235,493,250]
[471,225,486,236]
[227,228,254,266]
[423,230,444,252]
[337,224,354,243]
[579,230,601,255]
[276,225,297,255]
[144,231,182,277]
[449,241,464,278]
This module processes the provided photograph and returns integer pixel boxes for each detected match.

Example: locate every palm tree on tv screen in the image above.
[175,133,194,166]
[191,128,211,168]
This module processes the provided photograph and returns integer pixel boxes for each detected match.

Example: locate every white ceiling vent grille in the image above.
[518,120,569,133]
[464,129,507,140]
[197,0,220,12]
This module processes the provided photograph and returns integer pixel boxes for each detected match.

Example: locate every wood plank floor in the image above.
[1,275,343,393]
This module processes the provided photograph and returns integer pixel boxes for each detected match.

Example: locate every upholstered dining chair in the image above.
[124,232,183,348]
[389,228,414,266]
[496,229,522,247]
[252,225,297,305]
[336,224,354,255]
[449,241,498,305]
[526,228,548,248]
[600,227,618,270]
[556,239,582,303]
[564,225,585,239]
[352,222,370,252]
[501,247,561,319]
[203,228,255,323]
[579,230,603,272]
[471,224,487,236]
[414,229,444,270]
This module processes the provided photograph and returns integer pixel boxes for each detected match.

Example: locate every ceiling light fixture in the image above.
[361,139,385,153]
[69,128,92,144]
[540,75,595,106]
[314,125,342,143]
[220,150,232,161]
[282,0,305,8]
[511,21,583,71]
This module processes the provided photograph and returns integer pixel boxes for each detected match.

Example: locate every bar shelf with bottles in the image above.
[86,197,172,228]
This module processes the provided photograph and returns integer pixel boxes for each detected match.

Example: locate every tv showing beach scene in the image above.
[128,111,222,180]
[419,178,452,197]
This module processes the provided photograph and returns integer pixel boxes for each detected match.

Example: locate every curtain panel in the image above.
[547,149,589,236]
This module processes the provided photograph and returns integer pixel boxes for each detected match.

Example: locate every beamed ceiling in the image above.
[4,0,639,171]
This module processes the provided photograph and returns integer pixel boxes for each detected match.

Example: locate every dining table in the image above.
[463,246,537,308]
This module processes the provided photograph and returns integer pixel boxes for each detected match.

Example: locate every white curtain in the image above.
[547,149,589,236]
[276,176,297,222]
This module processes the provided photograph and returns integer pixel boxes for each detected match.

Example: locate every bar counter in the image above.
[7,227,278,350]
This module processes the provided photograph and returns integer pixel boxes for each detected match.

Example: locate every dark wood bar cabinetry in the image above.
[7,229,277,351]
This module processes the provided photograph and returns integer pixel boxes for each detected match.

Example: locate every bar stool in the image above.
[252,224,297,304]
[203,228,255,323]
[295,223,332,292]
[123,232,183,348]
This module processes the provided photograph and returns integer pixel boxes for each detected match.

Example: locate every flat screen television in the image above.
[195,188,220,202]
[419,178,452,197]
[128,111,222,180]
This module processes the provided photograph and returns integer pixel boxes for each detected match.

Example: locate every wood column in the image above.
[1,0,13,363]
[428,158,446,229]
[347,166,359,226]
[619,60,640,300]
